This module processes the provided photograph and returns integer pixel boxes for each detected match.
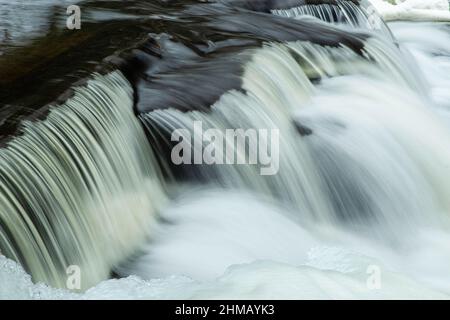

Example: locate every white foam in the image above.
[118,190,319,281]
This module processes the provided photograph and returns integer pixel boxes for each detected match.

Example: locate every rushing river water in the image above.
[1,0,450,299]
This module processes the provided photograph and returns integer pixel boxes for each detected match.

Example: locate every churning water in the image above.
[1,0,450,299]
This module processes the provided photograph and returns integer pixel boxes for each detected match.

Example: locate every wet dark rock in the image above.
[295,122,314,136]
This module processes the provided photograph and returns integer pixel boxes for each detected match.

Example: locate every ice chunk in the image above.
[1,252,449,299]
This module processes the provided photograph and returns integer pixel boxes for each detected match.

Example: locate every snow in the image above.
[369,0,450,21]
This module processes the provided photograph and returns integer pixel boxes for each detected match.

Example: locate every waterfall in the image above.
[0,71,165,289]
[139,34,433,228]
[270,0,395,37]
[2,0,450,298]
[123,2,450,290]
[271,0,368,26]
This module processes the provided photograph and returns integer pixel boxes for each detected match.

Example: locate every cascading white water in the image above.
[2,0,450,300]
[388,22,450,117]
[130,19,450,296]
[271,0,394,37]
[297,74,450,230]
[0,71,165,289]
[117,188,450,298]
[140,35,433,225]
[141,43,330,218]
[272,1,367,26]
